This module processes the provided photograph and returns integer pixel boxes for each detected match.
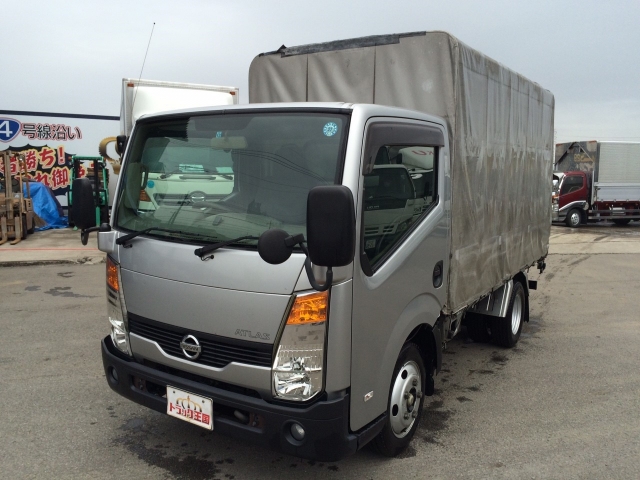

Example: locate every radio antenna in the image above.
[132,22,156,111]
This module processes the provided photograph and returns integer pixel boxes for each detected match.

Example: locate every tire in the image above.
[27,215,35,234]
[565,208,581,228]
[465,313,492,343]
[21,214,28,240]
[612,219,631,226]
[373,343,426,457]
[491,281,526,348]
[71,177,96,229]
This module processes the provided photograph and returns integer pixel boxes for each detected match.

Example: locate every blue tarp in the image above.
[23,182,68,230]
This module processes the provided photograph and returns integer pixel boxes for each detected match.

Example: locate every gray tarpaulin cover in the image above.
[249,31,554,313]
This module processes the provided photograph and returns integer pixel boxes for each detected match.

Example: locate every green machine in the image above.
[68,156,110,227]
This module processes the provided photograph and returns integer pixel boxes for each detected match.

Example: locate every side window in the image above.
[560,175,583,195]
[361,122,443,270]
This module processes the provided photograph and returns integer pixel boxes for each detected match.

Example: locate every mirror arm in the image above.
[304,257,333,292]
[285,233,305,248]
[284,234,333,292]
[81,223,111,246]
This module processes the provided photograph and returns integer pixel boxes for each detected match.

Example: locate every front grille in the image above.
[128,314,273,369]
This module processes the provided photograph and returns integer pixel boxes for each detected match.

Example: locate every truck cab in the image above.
[553,170,589,227]
[81,103,450,460]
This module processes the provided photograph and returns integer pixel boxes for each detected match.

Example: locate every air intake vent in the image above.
[128,314,272,369]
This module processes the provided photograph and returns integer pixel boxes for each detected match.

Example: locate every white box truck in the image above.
[115,79,240,211]
[77,32,553,461]
[119,78,239,137]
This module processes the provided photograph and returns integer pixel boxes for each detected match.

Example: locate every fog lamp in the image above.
[290,423,305,441]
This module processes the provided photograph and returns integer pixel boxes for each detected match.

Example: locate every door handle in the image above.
[433,261,443,288]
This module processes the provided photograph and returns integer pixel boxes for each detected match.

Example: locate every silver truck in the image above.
[75,32,553,461]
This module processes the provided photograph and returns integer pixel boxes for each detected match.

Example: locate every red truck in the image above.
[553,141,640,227]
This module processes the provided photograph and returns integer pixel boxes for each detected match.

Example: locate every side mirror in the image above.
[258,229,294,264]
[257,185,356,292]
[116,135,128,156]
[306,185,356,268]
[72,177,97,230]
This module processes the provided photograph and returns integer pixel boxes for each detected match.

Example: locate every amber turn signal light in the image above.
[286,291,328,325]
[107,256,119,292]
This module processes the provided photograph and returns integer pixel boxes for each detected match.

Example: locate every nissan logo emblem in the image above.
[180,334,202,360]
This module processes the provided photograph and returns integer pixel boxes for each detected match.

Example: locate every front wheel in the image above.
[565,208,582,228]
[373,343,426,457]
[491,281,526,348]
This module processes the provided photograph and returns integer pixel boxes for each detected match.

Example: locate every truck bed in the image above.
[595,183,640,203]
[249,31,554,313]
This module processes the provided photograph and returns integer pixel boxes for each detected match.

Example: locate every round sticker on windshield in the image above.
[323,122,338,137]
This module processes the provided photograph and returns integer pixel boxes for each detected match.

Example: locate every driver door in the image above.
[350,118,449,431]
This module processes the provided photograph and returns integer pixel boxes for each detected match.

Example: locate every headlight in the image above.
[272,291,328,401]
[107,256,131,356]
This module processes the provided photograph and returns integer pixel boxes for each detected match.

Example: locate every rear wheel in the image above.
[491,281,526,348]
[612,219,631,226]
[21,215,28,240]
[373,343,426,457]
[565,208,581,228]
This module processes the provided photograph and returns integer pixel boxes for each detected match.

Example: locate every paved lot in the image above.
[0,228,104,266]
[1,224,639,479]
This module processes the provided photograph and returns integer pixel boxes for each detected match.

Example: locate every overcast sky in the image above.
[3,0,639,143]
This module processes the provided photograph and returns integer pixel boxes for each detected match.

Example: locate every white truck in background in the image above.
[112,79,240,210]
[119,79,239,137]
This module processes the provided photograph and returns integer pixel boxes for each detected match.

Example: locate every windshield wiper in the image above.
[194,235,259,259]
[116,227,217,247]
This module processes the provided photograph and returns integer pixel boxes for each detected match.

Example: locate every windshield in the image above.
[115,112,349,246]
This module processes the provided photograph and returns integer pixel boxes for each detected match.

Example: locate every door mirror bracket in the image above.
[257,229,334,292]
[81,223,111,246]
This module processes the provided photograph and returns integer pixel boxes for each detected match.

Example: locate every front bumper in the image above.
[101,336,382,461]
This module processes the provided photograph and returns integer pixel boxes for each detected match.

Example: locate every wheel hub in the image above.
[570,212,580,226]
[511,294,523,335]
[389,360,422,438]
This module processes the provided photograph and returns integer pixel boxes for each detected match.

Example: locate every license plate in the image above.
[166,386,213,430]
